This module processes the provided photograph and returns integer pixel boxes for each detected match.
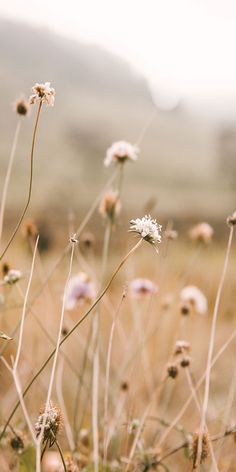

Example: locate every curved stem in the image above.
[0,119,21,244]
[0,238,142,439]
[0,101,42,261]
[55,438,67,472]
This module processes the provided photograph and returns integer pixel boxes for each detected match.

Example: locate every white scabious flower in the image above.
[180,285,208,315]
[104,141,139,167]
[189,222,214,244]
[30,82,55,106]
[3,269,22,285]
[65,272,96,310]
[129,215,162,250]
[129,278,158,298]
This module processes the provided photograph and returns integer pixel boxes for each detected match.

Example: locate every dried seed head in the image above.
[61,325,68,337]
[104,140,139,166]
[3,269,22,285]
[79,428,90,448]
[180,356,191,368]
[22,218,38,240]
[128,419,141,435]
[120,381,129,391]
[30,82,55,106]
[10,434,24,453]
[189,222,214,244]
[2,262,10,276]
[227,211,236,226]
[80,232,95,249]
[167,363,179,379]
[15,97,29,116]
[191,430,210,468]
[64,455,79,472]
[99,190,121,221]
[35,403,62,447]
[180,301,191,316]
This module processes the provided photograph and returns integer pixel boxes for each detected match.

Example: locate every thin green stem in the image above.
[0,101,42,261]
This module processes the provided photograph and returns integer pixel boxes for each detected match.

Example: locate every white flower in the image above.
[174,340,191,355]
[189,222,213,244]
[180,285,208,315]
[129,278,158,298]
[65,272,96,310]
[3,269,22,285]
[129,215,162,248]
[104,141,139,167]
[30,82,55,106]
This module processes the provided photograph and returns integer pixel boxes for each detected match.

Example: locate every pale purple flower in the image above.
[189,222,213,244]
[129,278,158,298]
[104,141,139,167]
[180,285,208,315]
[65,272,96,310]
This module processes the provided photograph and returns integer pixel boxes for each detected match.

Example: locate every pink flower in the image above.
[65,272,96,310]
[129,278,158,298]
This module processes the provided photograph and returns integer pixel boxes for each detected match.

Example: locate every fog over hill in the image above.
[0,18,234,220]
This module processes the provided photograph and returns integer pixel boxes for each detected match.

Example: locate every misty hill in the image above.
[0,18,233,220]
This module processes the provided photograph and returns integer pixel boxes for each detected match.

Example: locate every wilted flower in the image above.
[15,97,29,116]
[227,211,236,226]
[180,286,208,315]
[104,140,139,166]
[129,215,162,250]
[3,269,22,285]
[30,82,55,106]
[65,272,96,310]
[180,356,191,368]
[189,223,213,244]
[174,340,191,355]
[99,190,121,221]
[129,278,158,298]
[35,403,62,447]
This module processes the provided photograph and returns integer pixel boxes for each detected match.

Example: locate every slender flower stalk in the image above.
[0,101,42,261]
[0,119,21,244]
[196,224,234,469]
[1,237,143,439]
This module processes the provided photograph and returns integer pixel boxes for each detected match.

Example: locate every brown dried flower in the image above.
[99,190,121,221]
[167,363,179,379]
[191,430,210,468]
[15,97,29,116]
[35,402,62,446]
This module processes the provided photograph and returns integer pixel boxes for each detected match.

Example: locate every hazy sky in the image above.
[1,0,236,114]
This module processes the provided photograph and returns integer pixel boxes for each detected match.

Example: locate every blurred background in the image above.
[0,0,235,233]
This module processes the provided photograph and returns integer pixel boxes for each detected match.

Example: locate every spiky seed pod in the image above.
[191,430,210,468]
[35,403,62,447]
[167,363,179,379]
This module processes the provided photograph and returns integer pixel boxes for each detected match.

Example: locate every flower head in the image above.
[129,215,162,249]
[189,222,213,244]
[129,278,158,298]
[35,403,62,447]
[99,190,121,221]
[65,272,96,310]
[3,269,22,285]
[227,211,236,226]
[104,141,139,167]
[30,82,55,106]
[180,285,208,315]
[174,340,191,355]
